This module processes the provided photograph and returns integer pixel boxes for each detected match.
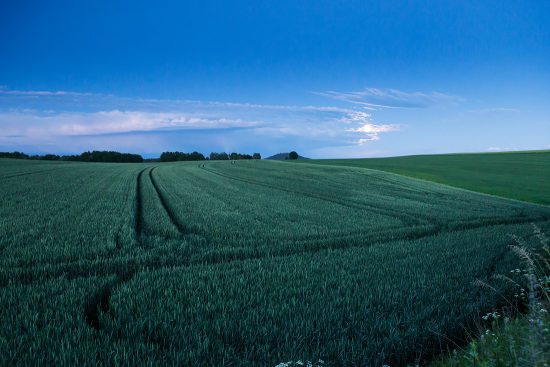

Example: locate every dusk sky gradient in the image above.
[1,0,549,158]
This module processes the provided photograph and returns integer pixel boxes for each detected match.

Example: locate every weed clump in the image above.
[434,224,550,366]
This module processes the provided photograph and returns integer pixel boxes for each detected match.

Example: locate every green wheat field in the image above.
[1,152,549,366]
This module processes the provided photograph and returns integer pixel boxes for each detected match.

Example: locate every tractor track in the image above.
[0,168,63,181]
[84,165,185,330]
[148,167,190,235]
[134,168,147,242]
[84,269,135,330]
[84,168,145,330]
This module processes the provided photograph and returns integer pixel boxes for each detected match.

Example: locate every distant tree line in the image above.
[209,152,229,160]
[0,151,64,161]
[65,151,144,163]
[160,151,261,162]
[0,152,32,160]
[1,150,262,163]
[160,151,206,162]
[0,151,143,163]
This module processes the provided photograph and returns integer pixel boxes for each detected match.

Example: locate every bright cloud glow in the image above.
[337,111,400,141]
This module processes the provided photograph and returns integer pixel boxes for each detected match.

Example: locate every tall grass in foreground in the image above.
[434,224,550,367]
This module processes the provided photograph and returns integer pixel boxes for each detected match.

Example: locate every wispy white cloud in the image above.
[0,109,259,138]
[0,87,401,154]
[0,88,94,96]
[338,111,372,123]
[468,107,520,114]
[314,87,465,109]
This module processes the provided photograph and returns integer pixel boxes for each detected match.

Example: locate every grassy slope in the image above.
[1,158,549,365]
[299,151,550,206]
[2,159,550,366]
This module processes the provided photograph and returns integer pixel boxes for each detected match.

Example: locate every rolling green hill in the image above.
[1,159,549,366]
[298,151,550,206]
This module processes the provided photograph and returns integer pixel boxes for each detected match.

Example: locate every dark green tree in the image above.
[0,152,29,159]
[160,151,205,162]
[209,152,230,160]
[288,151,299,160]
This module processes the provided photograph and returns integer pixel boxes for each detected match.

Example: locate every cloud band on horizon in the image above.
[0,87,403,156]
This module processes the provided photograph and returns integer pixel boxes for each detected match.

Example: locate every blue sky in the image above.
[1,0,549,158]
